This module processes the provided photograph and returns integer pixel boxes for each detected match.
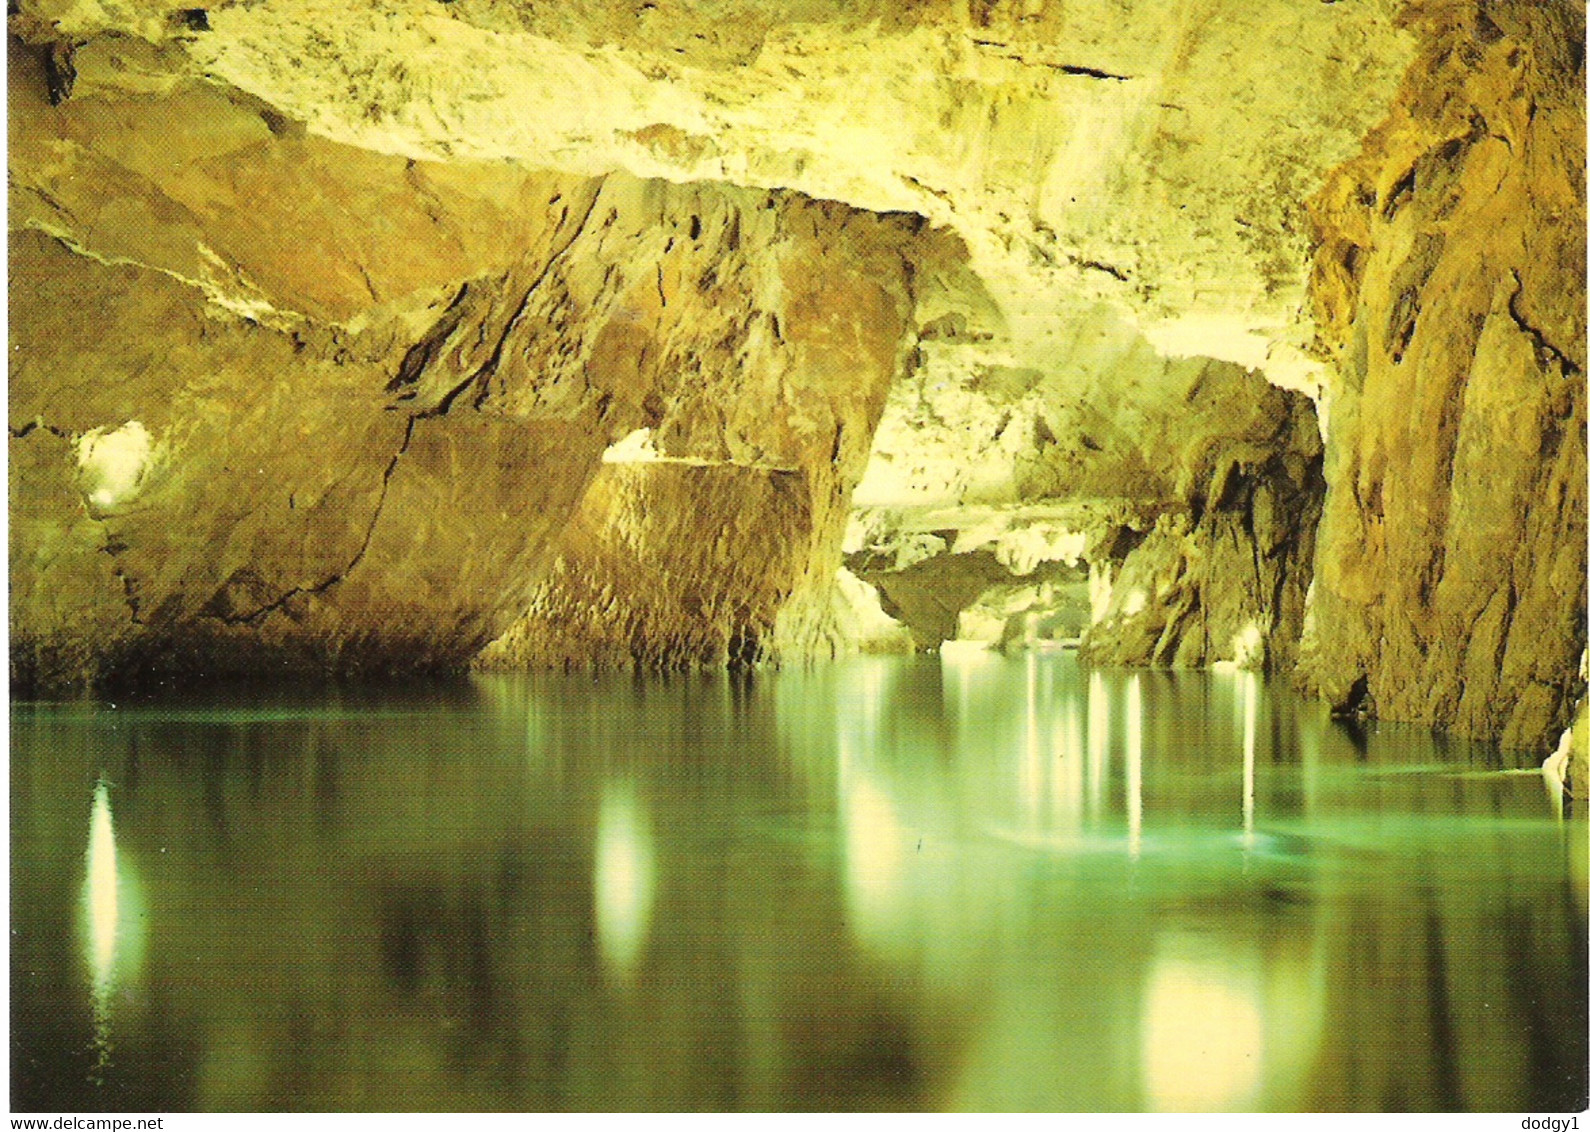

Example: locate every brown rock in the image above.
[1079,381,1324,672]
[1296,0,1587,751]
[8,81,930,686]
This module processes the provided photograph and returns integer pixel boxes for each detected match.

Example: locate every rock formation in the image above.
[1296,0,1586,753]
[8,40,932,684]
[847,300,1324,668]
[7,1,1584,757]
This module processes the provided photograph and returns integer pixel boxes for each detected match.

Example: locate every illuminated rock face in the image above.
[8,0,1416,383]
[479,462,826,671]
[1078,385,1322,674]
[8,47,925,684]
[1296,0,1586,752]
[10,222,608,685]
[6,1,1585,753]
[847,302,1324,666]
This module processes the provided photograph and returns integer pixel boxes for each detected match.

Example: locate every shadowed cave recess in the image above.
[7,0,1586,786]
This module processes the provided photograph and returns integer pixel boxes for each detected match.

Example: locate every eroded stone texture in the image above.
[476,463,814,670]
[9,225,606,684]
[404,179,928,670]
[9,0,1417,387]
[846,545,1085,650]
[9,45,928,686]
[8,0,1584,759]
[9,416,135,689]
[1079,384,1323,672]
[1569,699,1589,807]
[1296,0,1587,751]
[849,302,1325,668]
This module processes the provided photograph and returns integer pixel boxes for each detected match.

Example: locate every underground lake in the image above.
[12,652,1586,1111]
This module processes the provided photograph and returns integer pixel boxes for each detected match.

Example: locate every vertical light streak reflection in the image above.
[942,645,989,764]
[593,781,656,983]
[1298,709,1319,817]
[1053,698,1084,830]
[79,778,143,1081]
[1023,652,1042,825]
[1127,675,1142,857]
[85,781,119,995]
[838,660,907,951]
[1087,672,1108,820]
[1242,672,1258,846]
[841,773,906,949]
[859,660,885,753]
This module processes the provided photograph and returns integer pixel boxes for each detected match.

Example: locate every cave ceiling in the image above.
[10,0,1417,389]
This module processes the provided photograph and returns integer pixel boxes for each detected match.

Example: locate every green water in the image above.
[11,653,1587,1111]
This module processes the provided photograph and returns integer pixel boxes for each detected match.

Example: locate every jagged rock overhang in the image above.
[8,0,1419,386]
[7,37,957,685]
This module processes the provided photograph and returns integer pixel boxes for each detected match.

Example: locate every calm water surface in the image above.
[11,652,1587,1111]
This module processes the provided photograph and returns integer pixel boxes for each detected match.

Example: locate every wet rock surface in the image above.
[849,313,1325,671]
[1079,386,1324,673]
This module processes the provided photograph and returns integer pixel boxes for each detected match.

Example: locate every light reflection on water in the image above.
[12,653,1587,1111]
[593,781,656,982]
[84,782,119,995]
[76,780,146,1085]
[1243,671,1258,847]
[1139,932,1269,1112]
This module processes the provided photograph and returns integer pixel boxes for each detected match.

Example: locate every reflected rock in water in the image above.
[1088,670,1109,818]
[11,656,1584,1111]
[1127,674,1143,857]
[1243,671,1259,846]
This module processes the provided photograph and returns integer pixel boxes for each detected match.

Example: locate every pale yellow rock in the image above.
[13,0,1415,383]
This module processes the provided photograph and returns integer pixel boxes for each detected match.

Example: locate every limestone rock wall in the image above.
[849,301,1326,668]
[9,0,1417,387]
[1079,387,1323,672]
[400,179,929,671]
[1296,0,1587,751]
[9,221,609,686]
[8,45,928,688]
[9,0,1585,750]
[476,463,813,671]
